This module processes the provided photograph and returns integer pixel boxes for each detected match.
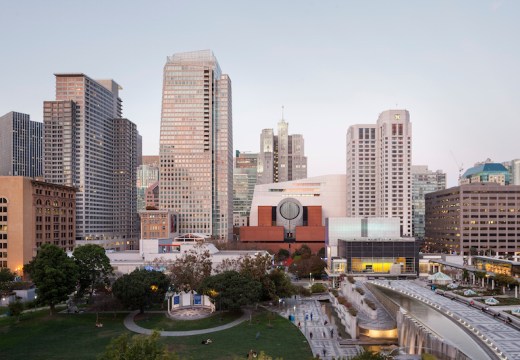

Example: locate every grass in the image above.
[163,310,313,360]
[0,309,312,360]
[134,310,242,331]
[0,310,130,360]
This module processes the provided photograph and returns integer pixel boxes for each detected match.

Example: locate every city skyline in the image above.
[2,1,520,186]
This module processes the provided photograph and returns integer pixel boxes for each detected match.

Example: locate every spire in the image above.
[281,105,284,121]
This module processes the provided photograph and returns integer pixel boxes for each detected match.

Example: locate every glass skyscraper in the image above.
[159,50,232,241]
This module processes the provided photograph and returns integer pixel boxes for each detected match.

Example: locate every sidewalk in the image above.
[123,310,250,336]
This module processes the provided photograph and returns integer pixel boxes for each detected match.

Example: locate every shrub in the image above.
[311,283,327,294]
[296,285,311,297]
[331,289,339,297]
[347,276,356,284]
[355,287,365,295]
[348,308,358,316]
[422,354,438,360]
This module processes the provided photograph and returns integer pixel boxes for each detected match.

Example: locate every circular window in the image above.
[279,201,300,220]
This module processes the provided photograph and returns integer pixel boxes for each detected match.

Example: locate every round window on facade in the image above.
[279,200,300,220]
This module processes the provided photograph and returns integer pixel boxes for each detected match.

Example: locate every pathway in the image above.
[273,295,361,360]
[123,310,250,336]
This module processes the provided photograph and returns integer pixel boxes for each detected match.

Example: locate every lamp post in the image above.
[310,272,312,283]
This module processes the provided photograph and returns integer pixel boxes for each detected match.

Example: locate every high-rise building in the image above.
[44,73,140,250]
[411,165,446,240]
[0,177,76,273]
[113,118,141,249]
[233,151,258,227]
[425,184,520,256]
[257,117,307,185]
[346,109,412,236]
[159,50,233,241]
[0,112,43,178]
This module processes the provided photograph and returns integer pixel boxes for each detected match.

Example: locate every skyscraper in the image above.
[233,151,258,227]
[346,109,412,236]
[159,50,232,241]
[411,165,446,240]
[257,117,307,185]
[44,74,140,249]
[0,111,42,178]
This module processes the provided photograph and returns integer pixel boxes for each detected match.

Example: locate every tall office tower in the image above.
[233,151,258,227]
[142,155,160,167]
[257,117,307,185]
[346,109,412,236]
[114,118,141,249]
[159,50,233,241]
[44,74,139,249]
[411,165,446,240]
[137,161,159,211]
[0,111,43,177]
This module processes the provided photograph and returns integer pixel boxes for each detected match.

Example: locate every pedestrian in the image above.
[310,332,313,339]
[256,331,260,340]
[330,329,334,337]
[323,348,327,357]
[298,321,301,329]
[324,320,328,326]
[323,330,326,338]
[310,312,313,321]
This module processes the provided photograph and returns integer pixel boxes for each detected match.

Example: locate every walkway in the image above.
[273,295,361,360]
[123,310,250,336]
[371,280,520,360]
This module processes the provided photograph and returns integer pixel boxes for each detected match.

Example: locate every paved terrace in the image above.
[274,295,362,360]
[370,280,520,360]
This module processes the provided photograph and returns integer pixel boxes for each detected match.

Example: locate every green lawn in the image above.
[0,311,130,360]
[134,310,242,331]
[0,309,313,360]
[164,311,313,360]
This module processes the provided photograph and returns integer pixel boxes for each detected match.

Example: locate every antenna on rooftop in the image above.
[281,105,284,120]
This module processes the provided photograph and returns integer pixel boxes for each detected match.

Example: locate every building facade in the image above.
[0,177,76,273]
[233,151,258,227]
[159,50,233,241]
[0,112,43,178]
[240,174,346,253]
[411,165,446,240]
[346,109,412,236]
[113,118,141,249]
[137,163,159,212]
[460,161,510,185]
[425,184,520,256]
[503,159,520,186]
[257,118,307,185]
[43,74,140,250]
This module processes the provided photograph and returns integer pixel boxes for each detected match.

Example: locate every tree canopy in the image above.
[199,271,262,311]
[99,331,179,360]
[169,244,212,292]
[73,244,113,300]
[268,269,295,299]
[112,269,169,313]
[25,244,78,314]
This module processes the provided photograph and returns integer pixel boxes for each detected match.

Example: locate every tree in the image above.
[99,331,179,360]
[169,244,212,291]
[73,244,113,301]
[289,255,326,279]
[25,244,78,315]
[268,269,295,299]
[8,298,24,322]
[112,269,169,314]
[0,268,15,296]
[239,253,272,281]
[274,249,290,263]
[198,271,262,311]
[291,245,312,260]
[317,247,326,259]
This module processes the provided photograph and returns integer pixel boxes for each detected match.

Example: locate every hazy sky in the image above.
[1,0,519,186]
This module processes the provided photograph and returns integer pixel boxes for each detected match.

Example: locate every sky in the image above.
[1,0,519,186]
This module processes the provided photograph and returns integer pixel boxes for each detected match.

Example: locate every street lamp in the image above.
[310,272,312,283]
